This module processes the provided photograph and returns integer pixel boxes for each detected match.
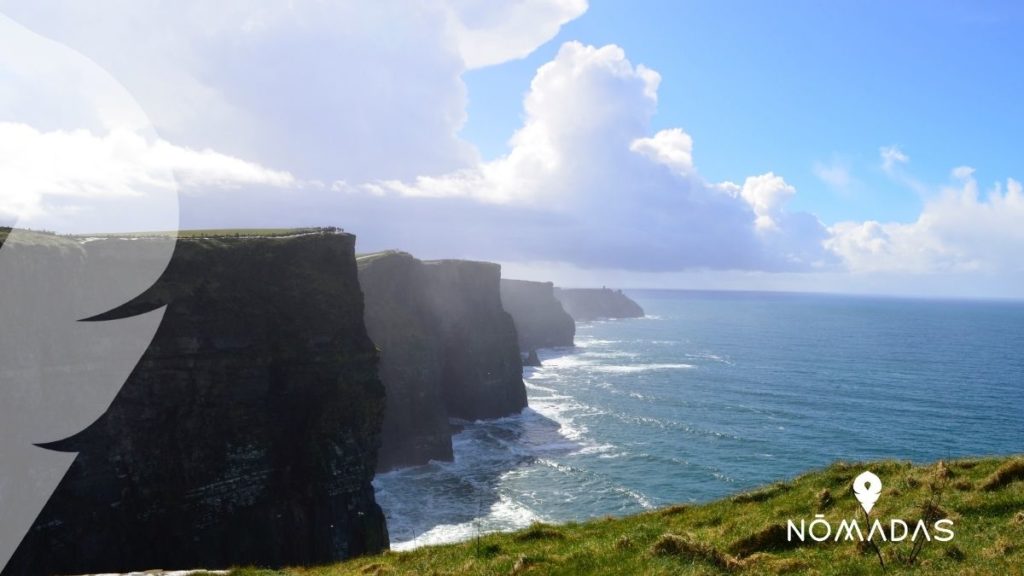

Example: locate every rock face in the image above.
[357,253,526,470]
[4,230,389,575]
[499,279,575,350]
[357,252,452,472]
[553,288,645,321]
[422,260,526,421]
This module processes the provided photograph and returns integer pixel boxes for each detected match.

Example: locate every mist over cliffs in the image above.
[358,252,526,471]
[554,287,645,321]
[4,231,389,575]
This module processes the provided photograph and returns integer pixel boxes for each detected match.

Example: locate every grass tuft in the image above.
[512,523,565,542]
[816,488,833,510]
[980,458,1024,491]
[731,482,790,503]
[658,503,690,517]
[650,533,741,570]
[729,523,806,557]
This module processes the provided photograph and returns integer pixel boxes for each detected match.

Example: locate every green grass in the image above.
[0,226,343,245]
[76,227,338,239]
[227,456,1024,575]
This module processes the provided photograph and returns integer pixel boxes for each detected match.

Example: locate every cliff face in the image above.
[357,253,526,470]
[554,288,645,321]
[357,252,452,472]
[4,231,389,575]
[500,279,575,350]
[423,260,526,421]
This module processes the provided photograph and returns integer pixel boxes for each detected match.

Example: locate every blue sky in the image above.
[461,1,1024,224]
[3,1,1023,297]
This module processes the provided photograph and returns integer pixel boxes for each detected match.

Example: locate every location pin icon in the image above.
[853,471,882,514]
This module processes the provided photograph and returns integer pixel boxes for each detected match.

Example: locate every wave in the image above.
[389,493,542,551]
[587,363,695,373]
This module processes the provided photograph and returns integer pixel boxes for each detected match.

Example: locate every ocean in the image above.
[372,290,1024,550]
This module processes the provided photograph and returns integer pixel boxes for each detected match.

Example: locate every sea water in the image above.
[373,290,1024,549]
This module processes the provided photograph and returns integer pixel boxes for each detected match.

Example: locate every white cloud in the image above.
[813,159,851,189]
[0,123,295,232]
[8,3,1018,294]
[880,144,910,173]
[0,1,584,184]
[827,172,1024,275]
[630,129,695,176]
[336,41,830,272]
[1,13,295,233]
[445,0,588,69]
[737,172,796,231]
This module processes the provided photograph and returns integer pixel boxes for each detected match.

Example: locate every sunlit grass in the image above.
[227,456,1023,575]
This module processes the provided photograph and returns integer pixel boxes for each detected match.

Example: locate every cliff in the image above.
[357,253,526,470]
[356,252,452,472]
[3,230,389,575]
[553,288,645,321]
[499,279,575,350]
[422,260,526,421]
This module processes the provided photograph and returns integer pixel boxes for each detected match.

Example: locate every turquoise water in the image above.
[373,290,1024,549]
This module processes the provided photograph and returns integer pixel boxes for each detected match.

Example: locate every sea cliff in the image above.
[500,279,575,351]
[422,259,526,421]
[357,251,452,472]
[4,230,389,575]
[358,252,526,470]
[554,287,645,321]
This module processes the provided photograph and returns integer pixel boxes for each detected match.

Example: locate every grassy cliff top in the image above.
[0,227,346,243]
[227,455,1024,575]
[81,227,343,239]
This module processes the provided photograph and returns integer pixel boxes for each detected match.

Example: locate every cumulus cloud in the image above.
[0,123,295,232]
[341,42,831,272]
[0,0,584,184]
[446,0,588,69]
[828,171,1024,275]
[0,12,296,233]
[630,129,695,176]
[9,3,1017,293]
[735,172,796,231]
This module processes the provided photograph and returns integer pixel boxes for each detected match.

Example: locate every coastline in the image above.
[243,455,1024,575]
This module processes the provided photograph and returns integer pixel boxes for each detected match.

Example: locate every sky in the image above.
[1,1,1022,298]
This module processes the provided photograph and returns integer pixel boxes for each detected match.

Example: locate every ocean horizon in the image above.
[374,289,1024,550]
